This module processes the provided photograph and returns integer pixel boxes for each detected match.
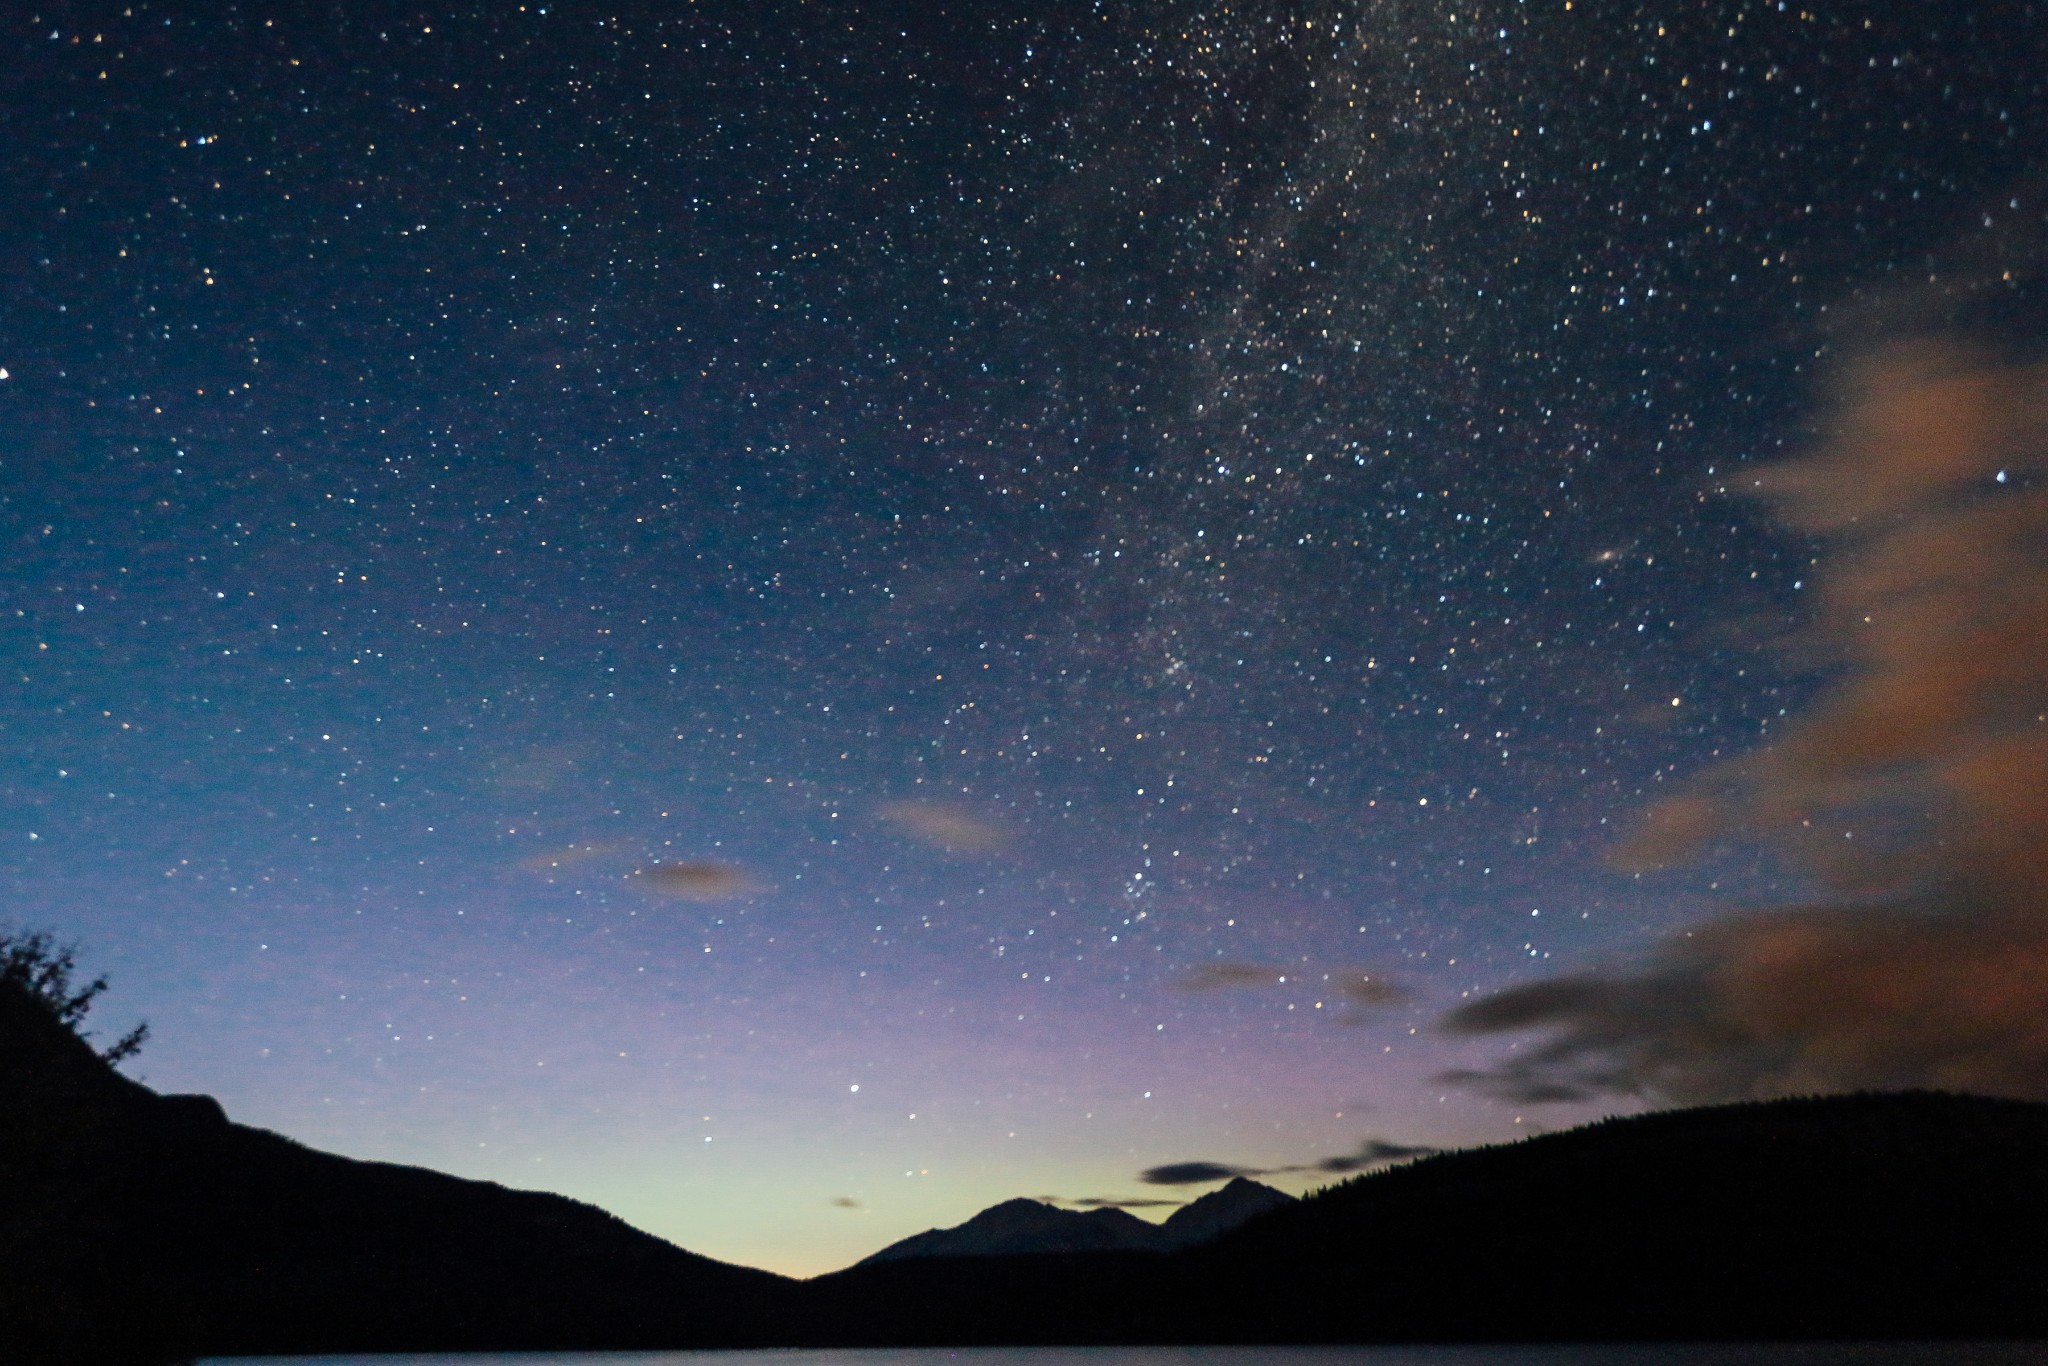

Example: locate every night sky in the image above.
[4,0,2044,1275]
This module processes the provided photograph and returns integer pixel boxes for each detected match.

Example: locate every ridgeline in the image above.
[7,969,2048,1362]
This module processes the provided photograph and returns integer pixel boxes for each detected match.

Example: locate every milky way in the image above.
[2,0,2042,1273]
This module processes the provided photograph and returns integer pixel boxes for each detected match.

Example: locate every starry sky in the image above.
[4,0,2044,1276]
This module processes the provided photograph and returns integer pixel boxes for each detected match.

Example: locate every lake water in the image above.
[204,1344,2048,1366]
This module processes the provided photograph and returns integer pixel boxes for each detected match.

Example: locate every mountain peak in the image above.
[857,1196,1158,1265]
[855,1179,1295,1266]
[1156,1177,1296,1249]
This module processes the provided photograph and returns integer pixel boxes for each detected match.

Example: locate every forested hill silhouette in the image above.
[0,964,795,1364]
[798,1089,2048,1345]
[1195,1089,2048,1341]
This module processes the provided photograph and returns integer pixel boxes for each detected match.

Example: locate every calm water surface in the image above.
[205,1344,2048,1366]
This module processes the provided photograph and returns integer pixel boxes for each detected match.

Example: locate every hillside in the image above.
[0,978,795,1363]
[1195,1088,2048,1341]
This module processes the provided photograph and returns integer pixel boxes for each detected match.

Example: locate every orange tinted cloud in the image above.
[629,861,759,901]
[1448,337,2048,1104]
[1175,962,1290,991]
[877,801,1010,854]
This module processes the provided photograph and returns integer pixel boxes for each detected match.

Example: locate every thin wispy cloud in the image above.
[1139,1135,1440,1185]
[629,861,760,901]
[1174,961,1405,1007]
[877,801,1011,855]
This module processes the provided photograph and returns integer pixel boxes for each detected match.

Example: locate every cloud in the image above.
[629,861,759,900]
[516,841,622,873]
[1140,1136,1439,1185]
[1173,961,1405,1006]
[877,801,1010,855]
[1446,332,2048,1105]
[1315,1138,1441,1172]
[1053,1196,1186,1209]
[1174,962,1287,991]
[1335,971,1406,1006]
[1139,1161,1262,1186]
[1444,900,2048,1104]
[830,1196,862,1210]
[488,744,588,793]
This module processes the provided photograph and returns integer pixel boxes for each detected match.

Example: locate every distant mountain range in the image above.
[11,970,2048,1361]
[856,1178,1294,1264]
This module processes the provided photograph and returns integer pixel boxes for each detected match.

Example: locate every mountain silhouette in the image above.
[857,1179,1293,1264]
[859,1198,1160,1264]
[12,964,2048,1359]
[1153,1176,1296,1249]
